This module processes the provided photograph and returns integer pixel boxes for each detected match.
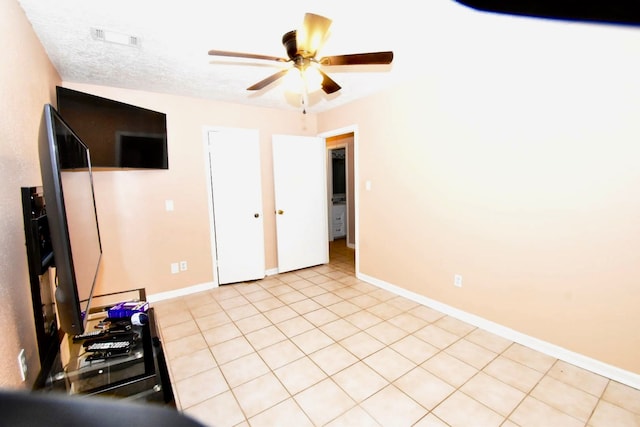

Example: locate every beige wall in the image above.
[318,12,640,374]
[61,82,318,299]
[0,0,61,387]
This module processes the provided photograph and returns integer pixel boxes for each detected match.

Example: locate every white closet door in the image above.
[272,134,328,273]
[208,129,265,284]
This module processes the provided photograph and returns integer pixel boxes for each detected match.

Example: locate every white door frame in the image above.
[318,125,359,273]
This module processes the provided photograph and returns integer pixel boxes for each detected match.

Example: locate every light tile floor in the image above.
[152,240,640,427]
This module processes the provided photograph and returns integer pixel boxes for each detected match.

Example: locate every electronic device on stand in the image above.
[28,104,175,406]
[21,186,59,385]
[41,290,174,405]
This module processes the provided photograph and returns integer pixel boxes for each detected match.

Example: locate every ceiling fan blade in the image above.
[247,69,289,91]
[318,69,341,94]
[208,49,288,63]
[297,13,333,56]
[319,51,394,66]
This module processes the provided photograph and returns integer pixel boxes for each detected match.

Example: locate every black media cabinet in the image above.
[37,291,175,407]
[22,187,174,406]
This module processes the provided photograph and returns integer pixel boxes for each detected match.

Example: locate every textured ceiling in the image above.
[17,0,452,113]
[17,1,638,113]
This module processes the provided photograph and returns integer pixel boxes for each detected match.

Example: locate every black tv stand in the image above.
[37,291,174,407]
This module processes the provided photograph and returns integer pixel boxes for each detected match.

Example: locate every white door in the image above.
[272,134,329,273]
[208,129,265,284]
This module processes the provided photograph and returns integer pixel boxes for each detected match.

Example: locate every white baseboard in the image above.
[147,281,217,303]
[149,267,280,302]
[148,266,281,303]
[265,268,279,276]
[358,272,640,391]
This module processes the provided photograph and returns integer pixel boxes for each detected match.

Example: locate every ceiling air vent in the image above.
[91,28,140,47]
[92,28,105,40]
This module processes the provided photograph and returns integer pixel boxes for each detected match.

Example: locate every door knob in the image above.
[277,209,284,215]
[254,213,260,218]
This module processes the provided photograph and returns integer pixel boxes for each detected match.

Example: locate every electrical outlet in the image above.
[18,349,27,381]
[454,274,463,288]
[171,262,179,274]
[179,261,188,271]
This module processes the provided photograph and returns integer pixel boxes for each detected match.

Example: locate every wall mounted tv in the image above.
[39,104,102,335]
[56,86,168,169]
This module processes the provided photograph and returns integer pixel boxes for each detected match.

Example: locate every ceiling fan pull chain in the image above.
[301,90,308,114]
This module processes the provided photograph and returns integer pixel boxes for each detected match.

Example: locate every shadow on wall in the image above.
[453,0,640,26]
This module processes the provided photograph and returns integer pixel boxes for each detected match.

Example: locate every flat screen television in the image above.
[39,104,103,335]
[56,86,168,169]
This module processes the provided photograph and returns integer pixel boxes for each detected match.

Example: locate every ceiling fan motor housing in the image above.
[282,30,299,60]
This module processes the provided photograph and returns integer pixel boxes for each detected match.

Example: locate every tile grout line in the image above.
[159,242,637,426]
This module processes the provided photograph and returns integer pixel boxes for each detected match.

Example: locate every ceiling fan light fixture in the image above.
[296,29,323,57]
[283,67,304,93]
[283,65,322,94]
[303,64,323,92]
[296,13,332,56]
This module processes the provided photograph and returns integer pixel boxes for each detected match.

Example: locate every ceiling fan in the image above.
[208,13,393,111]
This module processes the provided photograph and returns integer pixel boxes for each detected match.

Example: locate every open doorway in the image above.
[325,130,356,274]
[327,146,349,246]
[318,125,360,273]
[328,143,354,271]
[328,146,347,241]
